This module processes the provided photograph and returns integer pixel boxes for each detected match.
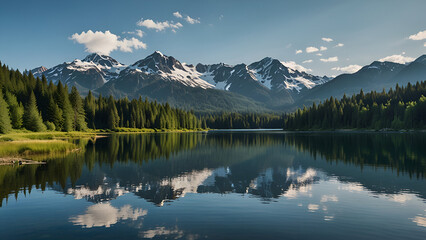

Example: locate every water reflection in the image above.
[69,203,147,228]
[413,214,426,227]
[0,132,425,239]
[1,132,425,207]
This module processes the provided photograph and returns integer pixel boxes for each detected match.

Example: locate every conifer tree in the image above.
[0,91,12,133]
[47,96,63,130]
[107,96,119,129]
[54,82,73,131]
[4,91,24,129]
[69,86,87,131]
[23,91,46,132]
[84,91,96,129]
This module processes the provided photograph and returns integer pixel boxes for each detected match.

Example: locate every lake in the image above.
[0,131,425,239]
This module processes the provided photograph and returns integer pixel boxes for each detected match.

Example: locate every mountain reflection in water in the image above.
[0,132,425,240]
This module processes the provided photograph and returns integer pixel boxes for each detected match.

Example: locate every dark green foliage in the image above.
[4,91,24,129]
[45,121,56,131]
[46,97,63,130]
[54,82,74,131]
[107,96,119,129]
[0,91,12,133]
[284,81,426,130]
[202,112,284,129]
[23,92,46,132]
[0,62,203,132]
[84,91,96,129]
[69,86,87,131]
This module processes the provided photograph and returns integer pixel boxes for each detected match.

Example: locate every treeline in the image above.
[201,112,284,129]
[0,62,202,133]
[284,81,426,130]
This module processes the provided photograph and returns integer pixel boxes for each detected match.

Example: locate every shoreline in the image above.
[281,129,426,134]
[0,157,47,166]
[0,129,207,163]
[1,128,424,164]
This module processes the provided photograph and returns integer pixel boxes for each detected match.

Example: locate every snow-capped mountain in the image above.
[249,57,331,92]
[122,51,214,89]
[28,66,48,76]
[34,53,127,93]
[31,51,425,111]
[34,51,329,100]
[197,57,331,93]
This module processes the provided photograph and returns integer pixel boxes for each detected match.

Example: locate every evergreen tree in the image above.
[0,91,12,133]
[69,86,87,131]
[283,82,426,130]
[107,96,119,129]
[4,91,24,129]
[54,82,73,131]
[46,96,63,130]
[23,91,46,132]
[84,91,96,129]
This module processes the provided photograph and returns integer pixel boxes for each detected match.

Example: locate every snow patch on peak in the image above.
[154,50,164,56]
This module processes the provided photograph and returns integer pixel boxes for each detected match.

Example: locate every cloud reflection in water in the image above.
[69,203,147,228]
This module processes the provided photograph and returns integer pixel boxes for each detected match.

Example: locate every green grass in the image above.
[0,140,76,157]
[0,128,208,159]
[0,130,97,159]
[0,130,96,142]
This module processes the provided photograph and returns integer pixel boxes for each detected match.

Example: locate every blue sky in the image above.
[0,0,425,76]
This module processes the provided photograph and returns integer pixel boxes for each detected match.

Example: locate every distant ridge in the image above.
[32,52,426,112]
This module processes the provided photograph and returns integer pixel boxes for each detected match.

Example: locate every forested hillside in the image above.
[0,62,203,133]
[284,81,426,130]
[2,60,425,133]
[201,113,284,129]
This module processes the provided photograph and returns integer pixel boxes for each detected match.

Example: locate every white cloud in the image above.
[219,15,224,20]
[320,56,339,62]
[173,22,183,28]
[185,15,200,24]
[173,11,183,18]
[335,43,344,47]
[125,30,144,38]
[409,30,426,40]
[70,30,146,55]
[320,46,327,51]
[282,61,312,72]
[295,49,303,54]
[316,53,323,56]
[137,19,183,31]
[322,37,333,42]
[69,203,147,228]
[135,30,144,37]
[332,64,362,73]
[379,54,414,64]
[173,12,200,24]
[306,46,319,53]
[302,59,313,63]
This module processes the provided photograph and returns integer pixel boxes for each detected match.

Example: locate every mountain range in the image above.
[31,51,426,112]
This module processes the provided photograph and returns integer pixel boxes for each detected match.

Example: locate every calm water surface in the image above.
[0,132,425,239]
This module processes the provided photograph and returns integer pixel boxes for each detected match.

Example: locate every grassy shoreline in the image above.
[0,130,97,163]
[0,128,208,163]
[1,128,424,164]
